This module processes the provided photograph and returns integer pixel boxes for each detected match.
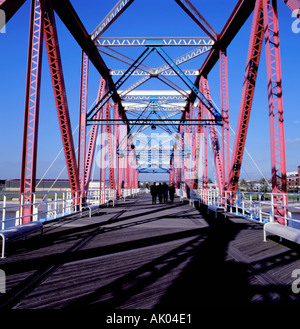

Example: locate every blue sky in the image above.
[0,0,299,183]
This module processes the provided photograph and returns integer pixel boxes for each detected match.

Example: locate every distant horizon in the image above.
[1,176,273,183]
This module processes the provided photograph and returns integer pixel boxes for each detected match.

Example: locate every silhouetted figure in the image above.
[163,182,169,203]
[169,183,175,203]
[150,182,157,204]
[158,183,163,203]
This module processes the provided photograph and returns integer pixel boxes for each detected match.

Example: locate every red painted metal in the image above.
[191,101,202,190]
[180,121,185,190]
[190,0,256,105]
[190,103,195,180]
[185,107,191,197]
[43,1,80,204]
[113,103,119,196]
[118,123,127,197]
[78,51,89,194]
[51,0,124,111]
[202,120,208,190]
[200,79,208,190]
[20,0,44,223]
[99,101,106,203]
[104,99,115,190]
[220,50,230,191]
[201,77,224,191]
[0,0,26,23]
[114,103,124,198]
[190,102,198,190]
[13,0,293,220]
[283,0,300,15]
[263,0,288,224]
[228,0,264,193]
[84,77,106,190]
[174,0,218,41]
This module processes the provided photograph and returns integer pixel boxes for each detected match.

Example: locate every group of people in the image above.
[150,182,176,204]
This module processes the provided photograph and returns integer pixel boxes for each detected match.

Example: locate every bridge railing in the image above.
[0,188,140,230]
[192,189,300,229]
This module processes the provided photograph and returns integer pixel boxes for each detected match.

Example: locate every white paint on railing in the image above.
[191,189,300,229]
[0,189,140,229]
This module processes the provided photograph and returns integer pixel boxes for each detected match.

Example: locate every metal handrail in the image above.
[193,189,300,229]
[0,188,140,230]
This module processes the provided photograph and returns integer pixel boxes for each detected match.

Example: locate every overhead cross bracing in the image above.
[1,0,297,224]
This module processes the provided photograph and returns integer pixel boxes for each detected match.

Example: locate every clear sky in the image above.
[0,0,299,183]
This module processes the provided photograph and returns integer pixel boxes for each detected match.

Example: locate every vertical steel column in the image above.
[263,0,288,224]
[202,99,208,190]
[191,101,202,190]
[228,0,264,193]
[125,147,130,190]
[118,124,127,197]
[84,78,106,190]
[180,122,185,190]
[189,103,196,190]
[113,103,119,196]
[20,0,44,223]
[173,141,179,188]
[78,51,89,195]
[220,50,230,191]
[201,77,224,191]
[99,104,105,203]
[135,170,139,189]
[104,99,115,190]
[43,1,80,205]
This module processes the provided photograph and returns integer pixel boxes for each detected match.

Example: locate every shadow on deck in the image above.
[0,193,300,309]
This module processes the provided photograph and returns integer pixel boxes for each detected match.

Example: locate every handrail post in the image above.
[270,193,274,222]
[242,192,245,216]
[45,192,49,220]
[62,192,65,217]
[19,194,24,226]
[2,195,6,230]
[54,192,58,219]
[259,193,262,223]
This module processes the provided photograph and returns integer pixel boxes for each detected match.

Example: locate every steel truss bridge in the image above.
[1,0,299,226]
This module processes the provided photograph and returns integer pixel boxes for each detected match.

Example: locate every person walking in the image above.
[150,182,157,204]
[158,183,163,203]
[163,182,168,203]
[169,183,175,203]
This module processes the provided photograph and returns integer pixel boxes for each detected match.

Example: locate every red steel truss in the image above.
[78,51,89,194]
[201,77,224,191]
[228,0,264,193]
[104,98,116,190]
[43,1,80,204]
[84,78,106,190]
[4,0,294,223]
[20,0,45,223]
[263,0,288,223]
[220,50,230,191]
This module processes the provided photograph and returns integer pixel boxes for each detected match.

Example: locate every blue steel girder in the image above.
[87,45,222,125]
[110,69,200,76]
[96,37,214,47]
[154,46,222,124]
[137,167,170,174]
[87,46,155,121]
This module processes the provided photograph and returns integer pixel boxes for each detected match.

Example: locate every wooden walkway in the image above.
[1,192,300,309]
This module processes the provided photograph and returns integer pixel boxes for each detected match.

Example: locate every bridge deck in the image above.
[1,192,300,309]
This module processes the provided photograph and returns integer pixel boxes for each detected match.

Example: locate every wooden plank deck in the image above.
[1,192,300,309]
